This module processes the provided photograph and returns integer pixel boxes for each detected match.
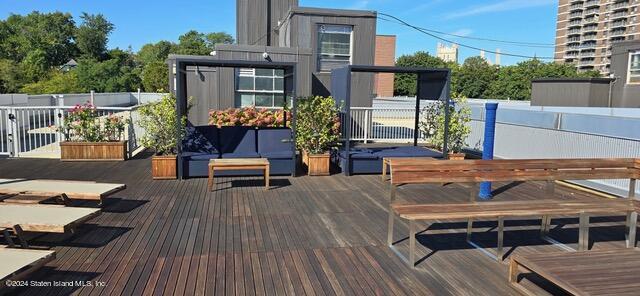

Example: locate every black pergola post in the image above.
[170,56,298,179]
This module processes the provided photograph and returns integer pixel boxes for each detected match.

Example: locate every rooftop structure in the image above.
[554,0,640,74]
[436,42,459,63]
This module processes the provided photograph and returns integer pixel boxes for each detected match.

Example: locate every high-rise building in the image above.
[555,0,640,74]
[436,43,459,63]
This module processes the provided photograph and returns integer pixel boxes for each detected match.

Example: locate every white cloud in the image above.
[450,28,473,37]
[444,0,555,19]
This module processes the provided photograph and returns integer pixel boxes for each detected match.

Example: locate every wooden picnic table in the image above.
[509,248,640,296]
[208,158,270,191]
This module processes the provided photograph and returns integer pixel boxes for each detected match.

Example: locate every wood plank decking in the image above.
[0,153,634,295]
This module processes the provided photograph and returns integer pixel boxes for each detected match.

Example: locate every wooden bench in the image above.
[389,158,640,202]
[207,159,270,191]
[0,247,56,290]
[509,249,640,295]
[388,199,638,267]
[382,157,436,182]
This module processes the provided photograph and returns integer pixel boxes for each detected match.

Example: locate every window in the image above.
[235,68,285,107]
[629,51,640,84]
[317,24,353,72]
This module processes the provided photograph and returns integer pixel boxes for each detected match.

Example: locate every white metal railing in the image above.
[0,105,146,158]
[341,107,425,143]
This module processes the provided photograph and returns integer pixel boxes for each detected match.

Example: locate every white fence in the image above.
[0,105,146,158]
[341,107,425,143]
[0,92,165,107]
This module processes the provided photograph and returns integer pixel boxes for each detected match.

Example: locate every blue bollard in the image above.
[479,103,498,200]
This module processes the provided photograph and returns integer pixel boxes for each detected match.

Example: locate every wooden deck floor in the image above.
[0,154,633,295]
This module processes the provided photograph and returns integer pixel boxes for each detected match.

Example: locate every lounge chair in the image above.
[0,246,55,290]
[0,204,100,245]
[0,179,125,204]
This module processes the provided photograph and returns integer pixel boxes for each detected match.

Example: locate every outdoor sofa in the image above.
[181,126,294,177]
[337,146,442,175]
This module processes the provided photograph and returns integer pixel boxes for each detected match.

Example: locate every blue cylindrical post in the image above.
[479,103,498,200]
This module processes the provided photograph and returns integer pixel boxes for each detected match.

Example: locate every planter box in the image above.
[306,153,330,176]
[152,155,177,180]
[448,153,466,160]
[60,141,127,161]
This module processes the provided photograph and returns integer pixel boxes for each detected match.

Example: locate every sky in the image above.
[0,0,558,65]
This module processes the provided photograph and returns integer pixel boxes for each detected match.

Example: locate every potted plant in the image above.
[421,97,471,160]
[295,96,341,176]
[138,94,184,179]
[59,102,129,161]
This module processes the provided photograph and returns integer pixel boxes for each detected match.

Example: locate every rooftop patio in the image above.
[1,154,633,295]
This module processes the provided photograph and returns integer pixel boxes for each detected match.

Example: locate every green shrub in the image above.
[138,93,184,155]
[420,97,471,153]
[295,96,341,154]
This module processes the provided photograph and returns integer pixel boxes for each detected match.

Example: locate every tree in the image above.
[176,30,209,55]
[0,12,77,66]
[142,60,168,92]
[0,59,23,93]
[19,49,48,82]
[76,48,141,92]
[205,32,234,50]
[20,70,83,94]
[456,56,497,98]
[394,51,454,96]
[136,40,177,66]
[75,13,114,60]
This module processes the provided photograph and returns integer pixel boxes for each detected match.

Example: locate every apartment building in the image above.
[555,0,640,74]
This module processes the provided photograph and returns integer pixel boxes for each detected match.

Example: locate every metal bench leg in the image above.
[579,213,589,251]
[630,178,636,198]
[11,225,28,248]
[627,211,637,248]
[387,209,395,246]
[409,221,416,267]
[466,218,473,241]
[2,228,15,247]
[497,217,504,261]
[469,182,477,202]
[389,184,397,202]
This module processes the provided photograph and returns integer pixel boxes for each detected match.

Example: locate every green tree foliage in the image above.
[76,49,141,92]
[484,59,599,100]
[75,13,114,60]
[20,70,83,94]
[136,41,177,66]
[205,32,234,50]
[142,60,169,92]
[394,51,454,96]
[0,59,23,93]
[0,12,77,66]
[455,56,497,98]
[176,30,209,55]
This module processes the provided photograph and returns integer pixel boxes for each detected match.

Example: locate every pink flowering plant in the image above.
[61,102,128,142]
[208,107,290,128]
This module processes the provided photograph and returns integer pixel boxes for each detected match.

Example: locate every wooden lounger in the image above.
[388,199,637,267]
[0,204,100,234]
[0,247,55,290]
[509,249,640,295]
[0,179,125,203]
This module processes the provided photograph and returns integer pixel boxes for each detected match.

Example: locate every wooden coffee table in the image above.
[208,159,270,191]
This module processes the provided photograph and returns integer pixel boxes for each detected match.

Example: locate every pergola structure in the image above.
[331,65,451,174]
[172,55,297,179]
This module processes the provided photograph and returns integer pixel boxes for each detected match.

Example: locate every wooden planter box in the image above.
[60,141,127,161]
[448,152,466,160]
[306,153,330,176]
[152,155,177,180]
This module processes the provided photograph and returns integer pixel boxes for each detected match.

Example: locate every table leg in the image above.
[207,167,214,192]
[497,217,504,261]
[264,165,270,189]
[627,211,637,248]
[382,160,387,182]
[540,216,551,237]
[409,221,416,267]
[579,212,589,251]
[508,257,519,283]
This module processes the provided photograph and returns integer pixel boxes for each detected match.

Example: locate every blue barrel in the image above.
[479,103,498,199]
